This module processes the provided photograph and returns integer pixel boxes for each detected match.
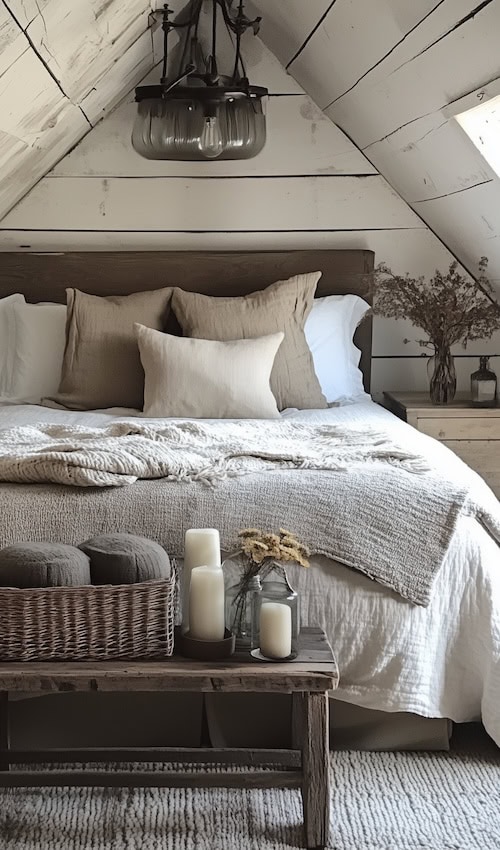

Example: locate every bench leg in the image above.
[0,692,9,772]
[301,692,329,849]
[291,692,305,750]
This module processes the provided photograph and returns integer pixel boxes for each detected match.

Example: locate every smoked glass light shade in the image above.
[132,94,266,161]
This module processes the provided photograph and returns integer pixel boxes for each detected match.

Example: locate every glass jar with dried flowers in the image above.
[372,257,500,404]
[223,528,309,651]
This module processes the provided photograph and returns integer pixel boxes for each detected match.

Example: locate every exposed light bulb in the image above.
[198,116,223,159]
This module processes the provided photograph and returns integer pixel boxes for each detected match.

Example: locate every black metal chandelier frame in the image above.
[135,0,268,113]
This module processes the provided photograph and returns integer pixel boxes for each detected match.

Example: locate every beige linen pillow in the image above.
[136,324,283,419]
[52,287,173,410]
[171,273,326,410]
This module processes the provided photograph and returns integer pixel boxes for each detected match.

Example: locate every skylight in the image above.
[456,94,500,177]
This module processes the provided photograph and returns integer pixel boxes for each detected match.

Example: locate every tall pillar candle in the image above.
[182,529,221,632]
[259,602,292,659]
[189,566,225,641]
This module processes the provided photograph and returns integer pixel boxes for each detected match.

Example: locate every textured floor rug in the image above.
[0,750,499,850]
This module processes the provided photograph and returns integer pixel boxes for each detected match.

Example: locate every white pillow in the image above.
[136,324,284,419]
[304,294,370,403]
[10,302,67,402]
[0,293,26,397]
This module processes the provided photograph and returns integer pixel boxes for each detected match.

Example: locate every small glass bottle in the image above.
[252,575,299,661]
[471,356,497,408]
[225,574,262,652]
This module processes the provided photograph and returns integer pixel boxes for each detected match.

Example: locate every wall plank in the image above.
[285,0,440,109]
[0,45,89,216]
[51,95,375,178]
[78,29,162,126]
[0,3,26,73]
[248,0,333,67]
[0,226,430,255]
[363,113,495,202]
[326,1,500,148]
[12,0,151,102]
[0,175,421,232]
[412,180,500,280]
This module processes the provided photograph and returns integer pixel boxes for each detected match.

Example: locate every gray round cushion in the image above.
[79,533,171,585]
[0,542,91,588]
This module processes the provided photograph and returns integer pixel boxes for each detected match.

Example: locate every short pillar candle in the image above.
[259,602,292,659]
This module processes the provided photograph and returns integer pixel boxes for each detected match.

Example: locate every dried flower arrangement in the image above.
[238,527,310,571]
[224,529,310,644]
[372,257,500,403]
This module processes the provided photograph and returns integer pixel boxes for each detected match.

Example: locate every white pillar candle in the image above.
[189,565,225,641]
[259,602,292,659]
[182,529,221,632]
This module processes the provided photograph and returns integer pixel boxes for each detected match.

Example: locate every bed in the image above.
[0,249,498,751]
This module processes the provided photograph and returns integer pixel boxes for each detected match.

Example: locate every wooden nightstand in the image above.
[384,391,500,499]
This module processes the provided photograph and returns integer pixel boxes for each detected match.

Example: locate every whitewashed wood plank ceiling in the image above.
[0,0,157,218]
[251,0,500,288]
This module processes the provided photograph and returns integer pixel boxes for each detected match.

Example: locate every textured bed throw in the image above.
[0,420,498,606]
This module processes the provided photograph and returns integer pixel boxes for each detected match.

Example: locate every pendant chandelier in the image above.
[132,1,268,161]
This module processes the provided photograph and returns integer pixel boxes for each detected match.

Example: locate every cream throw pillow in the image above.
[52,287,173,410]
[136,324,283,419]
[170,273,326,411]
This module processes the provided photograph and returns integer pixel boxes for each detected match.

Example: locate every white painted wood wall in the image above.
[1,1,498,395]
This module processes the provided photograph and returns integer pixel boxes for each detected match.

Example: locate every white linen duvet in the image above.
[0,397,499,745]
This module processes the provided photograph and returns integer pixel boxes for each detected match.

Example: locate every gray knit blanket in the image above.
[0,419,498,606]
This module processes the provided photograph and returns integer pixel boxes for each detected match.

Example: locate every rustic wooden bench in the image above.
[0,626,338,849]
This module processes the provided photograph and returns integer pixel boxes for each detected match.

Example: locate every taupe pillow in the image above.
[52,288,173,410]
[0,543,91,588]
[79,533,171,585]
[136,324,283,419]
[171,273,326,410]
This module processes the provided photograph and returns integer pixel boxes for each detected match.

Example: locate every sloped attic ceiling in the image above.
[1,0,499,295]
[249,0,500,287]
[0,0,161,217]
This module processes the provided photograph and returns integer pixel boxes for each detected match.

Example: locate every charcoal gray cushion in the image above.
[0,542,91,588]
[79,533,171,585]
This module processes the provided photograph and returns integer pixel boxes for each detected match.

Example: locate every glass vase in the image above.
[428,345,456,404]
[225,574,262,651]
[251,569,299,661]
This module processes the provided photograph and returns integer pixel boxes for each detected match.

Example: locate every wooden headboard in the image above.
[0,249,374,391]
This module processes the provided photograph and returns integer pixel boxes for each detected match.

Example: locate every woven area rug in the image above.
[1,750,499,850]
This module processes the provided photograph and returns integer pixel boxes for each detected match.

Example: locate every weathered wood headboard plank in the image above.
[0,249,374,390]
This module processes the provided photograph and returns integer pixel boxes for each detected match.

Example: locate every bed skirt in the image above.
[8,692,451,752]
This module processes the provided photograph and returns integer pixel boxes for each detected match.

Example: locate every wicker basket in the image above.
[0,577,176,662]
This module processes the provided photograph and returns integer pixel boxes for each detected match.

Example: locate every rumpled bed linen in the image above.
[0,404,499,607]
[0,400,499,745]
